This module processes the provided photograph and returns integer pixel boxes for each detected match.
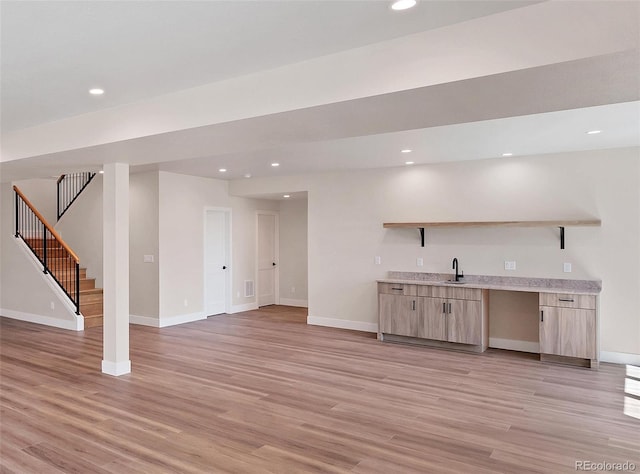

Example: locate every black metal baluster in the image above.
[43,222,47,274]
[75,261,80,314]
[14,190,18,237]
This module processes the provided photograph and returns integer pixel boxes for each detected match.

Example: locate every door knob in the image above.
[272,262,276,266]
[222,265,227,270]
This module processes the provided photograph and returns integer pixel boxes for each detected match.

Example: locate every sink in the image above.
[440,280,466,285]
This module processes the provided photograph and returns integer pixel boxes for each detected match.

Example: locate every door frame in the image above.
[255,210,280,307]
[203,207,232,315]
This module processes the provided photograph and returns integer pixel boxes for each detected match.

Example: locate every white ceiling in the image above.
[0,0,638,184]
[0,0,538,132]
[154,101,640,179]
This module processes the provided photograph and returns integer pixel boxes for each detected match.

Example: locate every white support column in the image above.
[102,163,131,376]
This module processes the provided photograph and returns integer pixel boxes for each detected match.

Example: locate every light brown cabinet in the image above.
[447,299,482,345]
[539,293,597,365]
[379,293,421,337]
[420,297,447,341]
[378,283,487,351]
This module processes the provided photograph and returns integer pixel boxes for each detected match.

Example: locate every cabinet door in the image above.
[447,299,482,345]
[540,306,596,359]
[419,297,447,341]
[379,294,420,337]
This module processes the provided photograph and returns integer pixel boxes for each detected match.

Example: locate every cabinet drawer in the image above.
[417,285,448,298]
[417,285,481,301]
[446,287,481,301]
[378,282,417,296]
[539,293,595,310]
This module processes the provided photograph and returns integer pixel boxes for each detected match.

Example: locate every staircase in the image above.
[23,237,104,328]
[15,185,103,329]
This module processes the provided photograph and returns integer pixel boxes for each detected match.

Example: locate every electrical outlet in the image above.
[504,261,516,271]
[374,256,381,265]
[143,254,154,263]
[416,257,424,267]
[50,302,55,310]
[236,291,240,298]
[291,286,296,294]
[183,299,188,307]
[563,262,572,273]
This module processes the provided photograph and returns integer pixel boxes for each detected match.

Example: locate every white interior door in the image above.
[205,209,229,316]
[258,213,278,307]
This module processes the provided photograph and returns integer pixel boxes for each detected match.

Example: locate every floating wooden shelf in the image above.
[383,220,601,249]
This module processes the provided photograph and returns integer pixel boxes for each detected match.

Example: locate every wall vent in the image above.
[244,280,255,298]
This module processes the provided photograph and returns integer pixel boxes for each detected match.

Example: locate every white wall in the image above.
[230,147,640,356]
[12,178,57,224]
[130,172,159,318]
[55,176,103,287]
[279,198,308,306]
[0,183,81,329]
[158,171,278,321]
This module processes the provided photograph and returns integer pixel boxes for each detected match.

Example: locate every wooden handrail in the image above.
[13,185,80,263]
[56,174,66,185]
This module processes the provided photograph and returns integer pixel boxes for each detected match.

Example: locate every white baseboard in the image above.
[158,311,206,328]
[229,303,259,314]
[307,315,378,333]
[600,351,640,366]
[489,337,540,354]
[129,314,160,327]
[102,359,131,376]
[279,298,308,308]
[0,308,83,331]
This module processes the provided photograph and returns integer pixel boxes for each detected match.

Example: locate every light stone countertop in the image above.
[378,272,601,295]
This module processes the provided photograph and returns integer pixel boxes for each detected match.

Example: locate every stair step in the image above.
[80,287,103,295]
[80,278,96,291]
[49,268,87,278]
[81,301,103,316]
[80,293,103,303]
[32,248,70,258]
[83,314,103,329]
[24,238,64,248]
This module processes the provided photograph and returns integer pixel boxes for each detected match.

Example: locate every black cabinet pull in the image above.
[541,310,544,322]
[411,300,416,311]
[391,287,403,291]
[558,298,574,303]
[442,302,446,314]
[448,302,451,314]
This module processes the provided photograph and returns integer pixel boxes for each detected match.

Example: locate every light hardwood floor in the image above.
[1,306,638,473]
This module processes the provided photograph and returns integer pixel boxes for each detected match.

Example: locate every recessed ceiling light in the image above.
[502,152,513,157]
[89,88,104,95]
[587,130,602,135]
[218,168,227,173]
[244,173,252,178]
[391,0,417,11]
[405,161,414,165]
[283,195,290,198]
[401,149,412,153]
[271,163,280,167]
[98,170,104,174]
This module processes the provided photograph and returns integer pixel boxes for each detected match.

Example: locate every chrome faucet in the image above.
[452,258,463,281]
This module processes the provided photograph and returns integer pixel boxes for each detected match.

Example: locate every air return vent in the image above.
[244,280,255,298]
